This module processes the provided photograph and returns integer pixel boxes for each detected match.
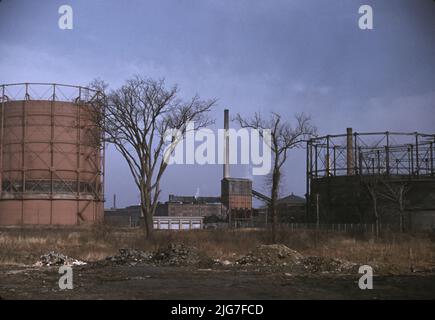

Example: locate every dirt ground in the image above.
[1,227,435,299]
[1,264,435,300]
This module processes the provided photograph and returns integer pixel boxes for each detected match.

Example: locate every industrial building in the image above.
[105,194,223,228]
[0,83,104,225]
[153,216,204,230]
[104,205,142,227]
[306,129,435,230]
[256,193,306,225]
[104,204,204,229]
[165,194,223,217]
[220,109,253,226]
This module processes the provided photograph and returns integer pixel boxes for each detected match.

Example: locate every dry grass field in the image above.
[1,225,435,299]
[1,225,434,274]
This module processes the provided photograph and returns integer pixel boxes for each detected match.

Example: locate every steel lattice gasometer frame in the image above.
[305,130,435,226]
[0,83,105,225]
[307,131,435,180]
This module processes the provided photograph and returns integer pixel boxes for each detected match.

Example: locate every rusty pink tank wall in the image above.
[0,84,104,225]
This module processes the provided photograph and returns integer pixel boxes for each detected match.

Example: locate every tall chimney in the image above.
[346,128,354,175]
[223,109,230,179]
[113,194,117,209]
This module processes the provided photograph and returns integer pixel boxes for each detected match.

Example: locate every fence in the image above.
[281,223,376,233]
[253,222,404,233]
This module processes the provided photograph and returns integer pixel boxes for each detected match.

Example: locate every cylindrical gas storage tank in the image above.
[306,130,435,230]
[0,83,104,225]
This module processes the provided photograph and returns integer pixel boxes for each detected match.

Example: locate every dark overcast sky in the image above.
[1,0,434,208]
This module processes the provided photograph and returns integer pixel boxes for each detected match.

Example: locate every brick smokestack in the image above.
[223,109,230,179]
[346,127,354,175]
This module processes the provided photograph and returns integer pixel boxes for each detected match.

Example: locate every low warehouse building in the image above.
[255,193,306,225]
[153,216,203,230]
[166,194,223,217]
[104,194,223,228]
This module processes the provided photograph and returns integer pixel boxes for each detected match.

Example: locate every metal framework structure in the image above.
[0,83,105,225]
[306,130,435,201]
[252,189,271,204]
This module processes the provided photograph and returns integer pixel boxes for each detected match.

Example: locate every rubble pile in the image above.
[236,244,358,274]
[35,252,86,267]
[104,245,212,267]
[105,249,153,265]
[36,244,358,274]
[236,244,303,267]
[153,244,213,267]
[300,256,358,274]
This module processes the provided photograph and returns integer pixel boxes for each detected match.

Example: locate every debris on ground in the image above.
[101,243,359,273]
[34,252,87,267]
[236,244,358,274]
[217,259,233,266]
[153,244,213,267]
[105,249,153,266]
[104,244,213,267]
[236,244,303,267]
[300,256,358,274]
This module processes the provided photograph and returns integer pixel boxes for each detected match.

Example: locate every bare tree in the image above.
[90,76,216,238]
[263,169,286,197]
[235,112,316,243]
[379,180,410,232]
[362,176,381,237]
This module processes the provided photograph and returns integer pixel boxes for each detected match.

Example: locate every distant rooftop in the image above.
[277,193,306,204]
[168,194,221,204]
[258,193,305,209]
[222,177,252,182]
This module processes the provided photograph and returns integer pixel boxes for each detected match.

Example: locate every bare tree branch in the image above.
[89,76,216,238]
[235,112,316,243]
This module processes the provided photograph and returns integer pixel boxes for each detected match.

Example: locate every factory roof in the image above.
[277,193,306,204]
[222,177,252,182]
[168,194,221,204]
